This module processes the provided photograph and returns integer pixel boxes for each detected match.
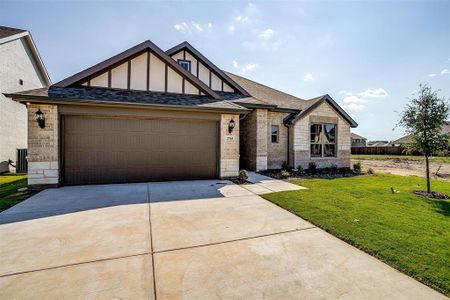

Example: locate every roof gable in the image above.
[54,40,220,99]
[286,95,358,128]
[0,26,26,39]
[166,42,250,96]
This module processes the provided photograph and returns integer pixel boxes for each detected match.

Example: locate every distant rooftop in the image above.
[0,26,26,39]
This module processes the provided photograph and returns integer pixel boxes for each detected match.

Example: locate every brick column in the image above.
[255,109,268,171]
[27,104,59,189]
[220,113,239,178]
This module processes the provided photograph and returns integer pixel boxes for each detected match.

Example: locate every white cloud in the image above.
[303,73,314,82]
[232,60,239,69]
[427,73,437,77]
[259,28,274,39]
[441,68,450,75]
[191,22,203,32]
[234,15,250,24]
[358,88,388,98]
[174,21,212,35]
[174,22,190,34]
[342,95,368,104]
[228,24,235,33]
[342,103,365,111]
[242,63,258,73]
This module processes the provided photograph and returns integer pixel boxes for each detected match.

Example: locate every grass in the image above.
[0,175,35,212]
[351,154,450,163]
[262,174,450,296]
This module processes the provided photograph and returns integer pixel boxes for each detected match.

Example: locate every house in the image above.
[5,40,357,189]
[367,140,391,147]
[391,122,450,147]
[351,133,367,148]
[0,26,51,173]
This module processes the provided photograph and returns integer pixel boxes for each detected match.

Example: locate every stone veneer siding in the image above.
[293,101,351,169]
[239,109,268,171]
[267,111,289,169]
[27,104,59,188]
[220,114,240,178]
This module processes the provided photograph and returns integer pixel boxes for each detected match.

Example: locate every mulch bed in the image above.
[259,169,365,180]
[412,190,450,199]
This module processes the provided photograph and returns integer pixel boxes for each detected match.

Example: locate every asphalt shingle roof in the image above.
[7,86,249,112]
[0,26,26,39]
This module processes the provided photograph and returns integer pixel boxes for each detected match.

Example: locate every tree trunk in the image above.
[425,154,431,193]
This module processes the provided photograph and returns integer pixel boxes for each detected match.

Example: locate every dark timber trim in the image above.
[164,64,168,93]
[146,51,150,91]
[127,60,131,90]
[53,40,220,99]
[107,70,111,88]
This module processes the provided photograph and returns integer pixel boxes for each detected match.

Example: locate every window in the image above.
[271,125,279,143]
[178,60,191,72]
[310,123,336,157]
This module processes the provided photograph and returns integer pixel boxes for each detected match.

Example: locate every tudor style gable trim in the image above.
[286,94,358,128]
[54,40,220,99]
[166,41,250,96]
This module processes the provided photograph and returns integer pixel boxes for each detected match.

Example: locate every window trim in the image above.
[177,59,191,72]
[271,125,279,143]
[310,123,337,158]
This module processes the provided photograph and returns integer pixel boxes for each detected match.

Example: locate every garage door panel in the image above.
[64,116,218,185]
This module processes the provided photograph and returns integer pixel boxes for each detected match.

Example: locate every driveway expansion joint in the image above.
[153,226,317,254]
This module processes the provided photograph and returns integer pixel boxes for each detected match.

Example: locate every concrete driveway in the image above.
[0,180,445,299]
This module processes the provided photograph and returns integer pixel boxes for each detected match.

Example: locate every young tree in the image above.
[398,84,449,193]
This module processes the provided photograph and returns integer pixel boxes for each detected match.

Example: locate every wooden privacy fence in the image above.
[351,146,406,155]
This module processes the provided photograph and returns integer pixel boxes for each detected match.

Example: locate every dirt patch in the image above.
[352,158,450,182]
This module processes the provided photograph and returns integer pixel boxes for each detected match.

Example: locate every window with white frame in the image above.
[310,123,336,157]
[178,60,191,72]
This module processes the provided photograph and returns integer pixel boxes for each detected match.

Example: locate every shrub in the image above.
[239,170,248,182]
[280,170,290,179]
[281,161,289,170]
[330,164,338,173]
[297,166,305,176]
[367,168,374,175]
[353,161,362,173]
[338,167,348,174]
[308,161,317,172]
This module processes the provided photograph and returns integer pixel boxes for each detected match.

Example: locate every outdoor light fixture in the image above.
[228,118,235,134]
[35,108,45,129]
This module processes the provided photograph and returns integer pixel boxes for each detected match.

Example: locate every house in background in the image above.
[351,133,367,148]
[0,26,51,173]
[367,140,391,147]
[391,122,450,147]
[6,40,357,189]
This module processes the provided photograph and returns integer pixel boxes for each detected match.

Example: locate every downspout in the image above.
[284,123,290,168]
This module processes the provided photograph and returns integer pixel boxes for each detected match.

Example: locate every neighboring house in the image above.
[391,122,450,147]
[367,141,391,147]
[5,40,357,189]
[0,26,51,173]
[351,133,367,148]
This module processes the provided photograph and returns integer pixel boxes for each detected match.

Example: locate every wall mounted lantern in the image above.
[35,109,45,129]
[228,118,235,134]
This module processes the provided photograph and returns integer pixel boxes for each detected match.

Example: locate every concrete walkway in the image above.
[0,180,445,299]
[242,171,306,194]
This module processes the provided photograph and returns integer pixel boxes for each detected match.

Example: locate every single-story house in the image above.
[367,141,390,147]
[5,40,357,189]
[0,26,51,173]
[350,133,367,148]
[391,122,450,147]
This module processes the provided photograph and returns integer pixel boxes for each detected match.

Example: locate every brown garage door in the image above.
[63,115,218,185]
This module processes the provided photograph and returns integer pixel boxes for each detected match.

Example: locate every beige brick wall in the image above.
[267,112,289,169]
[27,104,59,187]
[220,114,240,178]
[293,101,351,169]
[239,109,268,171]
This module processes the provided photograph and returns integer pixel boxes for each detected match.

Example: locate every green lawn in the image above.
[351,154,450,163]
[0,175,34,212]
[263,174,450,296]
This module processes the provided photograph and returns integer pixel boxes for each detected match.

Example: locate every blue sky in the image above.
[2,0,450,140]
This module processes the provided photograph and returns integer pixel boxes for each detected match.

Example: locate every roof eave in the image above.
[5,93,250,114]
